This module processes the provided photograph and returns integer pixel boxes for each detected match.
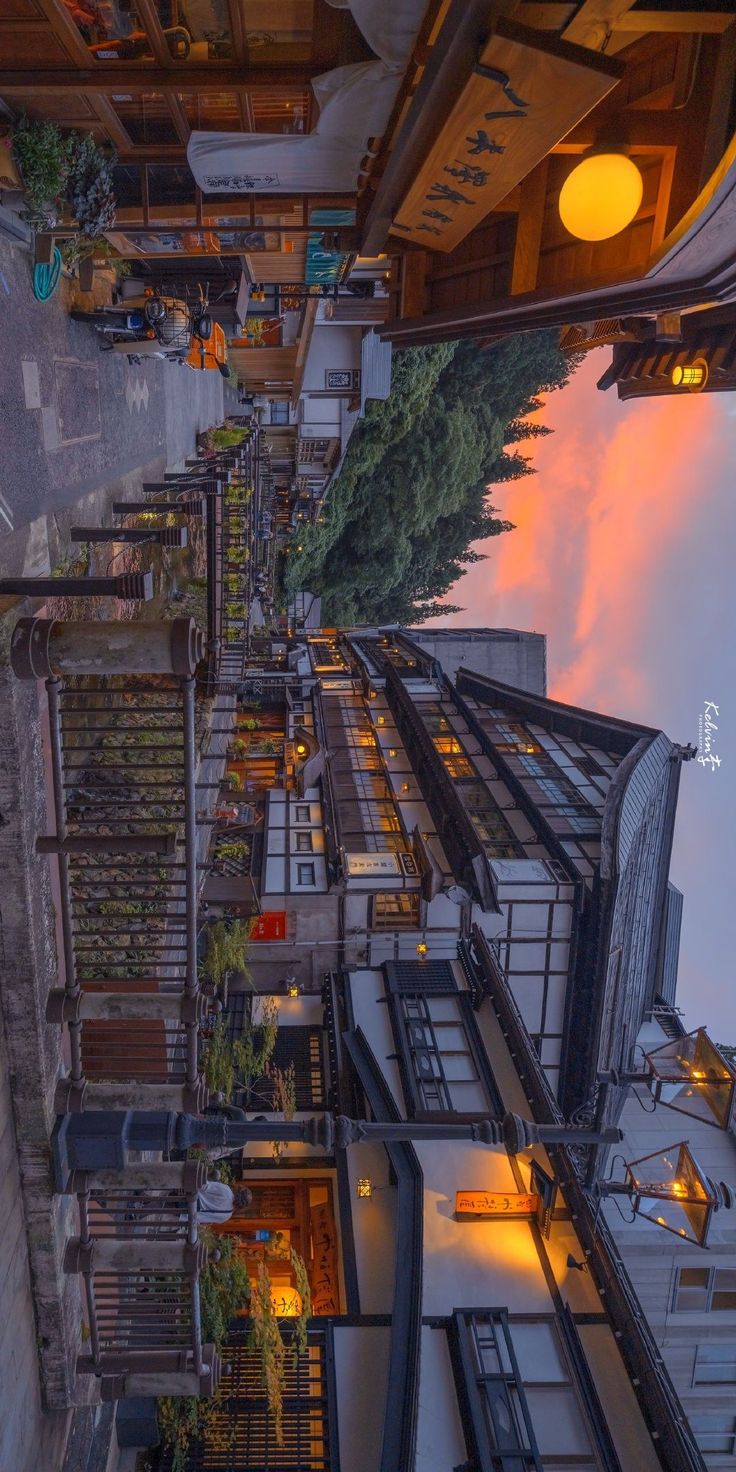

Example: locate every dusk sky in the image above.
[430,351,736,1040]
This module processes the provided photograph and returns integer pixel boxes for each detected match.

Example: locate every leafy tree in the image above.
[284,331,574,623]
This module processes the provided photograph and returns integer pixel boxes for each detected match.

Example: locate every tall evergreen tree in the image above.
[284,331,575,623]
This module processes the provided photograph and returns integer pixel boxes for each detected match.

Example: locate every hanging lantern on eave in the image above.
[558,151,644,242]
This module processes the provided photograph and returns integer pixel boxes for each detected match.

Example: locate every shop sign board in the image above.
[392,19,620,253]
[455,1190,539,1220]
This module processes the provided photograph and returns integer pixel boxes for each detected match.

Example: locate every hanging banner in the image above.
[250,911,288,942]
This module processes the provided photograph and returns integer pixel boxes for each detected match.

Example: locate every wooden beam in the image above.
[615,10,736,34]
[135,0,173,67]
[562,1,639,49]
[552,110,685,151]
[0,64,316,93]
[35,0,92,65]
[517,3,576,28]
[511,160,548,294]
[91,95,133,153]
[167,93,191,144]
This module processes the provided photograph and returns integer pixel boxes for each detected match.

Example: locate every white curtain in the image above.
[325,0,429,68]
[187,59,402,194]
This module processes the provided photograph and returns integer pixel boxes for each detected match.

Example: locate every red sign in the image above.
[250,911,287,942]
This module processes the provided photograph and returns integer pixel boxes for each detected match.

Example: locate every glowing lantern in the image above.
[356,1178,373,1198]
[559,153,643,241]
[271,1287,303,1316]
[671,359,708,392]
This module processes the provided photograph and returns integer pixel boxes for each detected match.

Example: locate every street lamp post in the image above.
[53,1107,622,1186]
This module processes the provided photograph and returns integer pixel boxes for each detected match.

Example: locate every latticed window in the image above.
[384,961,500,1116]
[372,892,421,930]
[456,781,525,859]
[451,1311,600,1470]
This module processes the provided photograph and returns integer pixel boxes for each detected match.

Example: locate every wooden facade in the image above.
[367,1,736,346]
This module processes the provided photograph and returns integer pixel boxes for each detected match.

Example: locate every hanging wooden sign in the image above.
[455,1190,539,1220]
[391,18,620,253]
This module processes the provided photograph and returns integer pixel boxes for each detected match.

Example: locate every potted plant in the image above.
[12,117,72,228]
[66,132,117,238]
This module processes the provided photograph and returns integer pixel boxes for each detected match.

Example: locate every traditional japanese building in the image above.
[172,622,709,1472]
[4,2,736,374]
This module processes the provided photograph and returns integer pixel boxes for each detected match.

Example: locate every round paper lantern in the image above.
[559,153,643,242]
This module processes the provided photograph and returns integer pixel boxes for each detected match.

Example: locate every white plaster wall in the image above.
[334,1326,391,1472]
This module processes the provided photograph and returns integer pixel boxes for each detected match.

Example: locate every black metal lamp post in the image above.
[53,1107,622,1187]
[599,1029,736,1129]
[596,1141,735,1247]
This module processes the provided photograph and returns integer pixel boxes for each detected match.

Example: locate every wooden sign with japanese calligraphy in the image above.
[309,1200,340,1315]
[455,1190,539,1220]
[392,18,620,253]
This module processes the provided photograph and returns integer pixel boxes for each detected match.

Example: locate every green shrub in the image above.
[13,117,72,225]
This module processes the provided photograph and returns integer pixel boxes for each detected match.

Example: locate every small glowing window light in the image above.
[356,1178,373,1199]
[401,782,411,793]
[388,748,398,758]
[416,941,428,957]
[377,715,386,726]
[671,359,708,392]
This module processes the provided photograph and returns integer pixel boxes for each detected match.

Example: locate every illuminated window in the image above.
[372,892,421,931]
[433,736,463,755]
[444,755,474,779]
[493,720,542,755]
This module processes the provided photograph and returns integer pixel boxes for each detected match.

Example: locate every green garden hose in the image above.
[33,246,62,302]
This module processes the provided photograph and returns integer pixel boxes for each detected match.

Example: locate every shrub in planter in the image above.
[12,117,72,228]
[67,133,117,237]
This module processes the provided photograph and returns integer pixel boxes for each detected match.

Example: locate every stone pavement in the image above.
[0,227,240,1472]
[0,230,239,581]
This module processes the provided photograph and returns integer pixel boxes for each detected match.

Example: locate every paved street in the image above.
[0,232,240,579]
[0,226,241,1472]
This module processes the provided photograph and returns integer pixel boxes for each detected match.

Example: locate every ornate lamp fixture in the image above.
[600,1029,736,1129]
[598,1141,734,1247]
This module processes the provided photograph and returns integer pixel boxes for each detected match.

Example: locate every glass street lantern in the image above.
[624,1142,716,1246]
[645,1029,736,1129]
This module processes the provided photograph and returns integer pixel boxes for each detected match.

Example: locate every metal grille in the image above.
[159,1331,335,1471]
[384,959,457,994]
